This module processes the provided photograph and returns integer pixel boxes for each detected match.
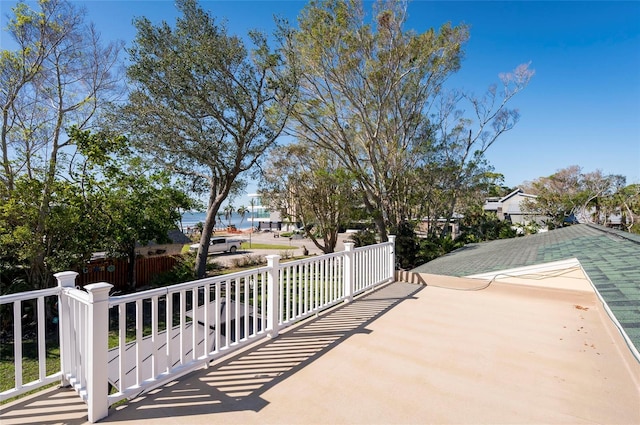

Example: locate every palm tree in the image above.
[223,204,235,227]
[237,205,248,227]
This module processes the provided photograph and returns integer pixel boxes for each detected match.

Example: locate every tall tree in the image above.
[522,165,636,230]
[223,204,235,228]
[522,165,585,228]
[236,205,248,227]
[69,128,193,289]
[284,0,466,241]
[429,65,533,237]
[283,0,532,241]
[261,143,359,253]
[120,0,296,277]
[0,0,123,288]
[614,184,640,233]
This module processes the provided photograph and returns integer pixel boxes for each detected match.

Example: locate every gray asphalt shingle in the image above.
[412,224,640,352]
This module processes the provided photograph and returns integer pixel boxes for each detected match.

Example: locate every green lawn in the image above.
[240,242,295,250]
[0,340,60,404]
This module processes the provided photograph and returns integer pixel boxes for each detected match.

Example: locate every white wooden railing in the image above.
[0,287,62,399]
[0,237,395,422]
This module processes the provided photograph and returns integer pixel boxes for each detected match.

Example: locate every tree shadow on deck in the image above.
[100,281,424,423]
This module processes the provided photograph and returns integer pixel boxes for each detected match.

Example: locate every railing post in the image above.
[84,282,113,423]
[344,243,355,303]
[55,271,79,387]
[388,235,396,281]
[265,255,281,338]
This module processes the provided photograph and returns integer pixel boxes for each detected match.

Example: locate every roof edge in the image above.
[585,223,640,244]
[465,258,582,280]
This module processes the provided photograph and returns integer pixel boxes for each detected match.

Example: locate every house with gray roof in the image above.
[484,187,542,225]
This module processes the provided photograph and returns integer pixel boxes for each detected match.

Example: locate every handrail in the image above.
[108,264,274,307]
[0,286,60,304]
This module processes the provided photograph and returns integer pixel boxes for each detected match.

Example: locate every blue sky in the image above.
[2,0,639,196]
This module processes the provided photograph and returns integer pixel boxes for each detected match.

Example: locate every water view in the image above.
[181,211,257,230]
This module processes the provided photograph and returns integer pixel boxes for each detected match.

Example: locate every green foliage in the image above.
[416,235,464,265]
[522,166,638,232]
[285,0,532,242]
[1,0,124,290]
[350,230,378,248]
[286,0,471,240]
[391,220,466,269]
[391,221,420,270]
[68,126,129,166]
[260,143,359,254]
[148,254,197,288]
[120,0,295,278]
[0,176,108,290]
[459,207,517,243]
[0,128,194,293]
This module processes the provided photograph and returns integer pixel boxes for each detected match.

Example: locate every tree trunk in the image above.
[127,243,137,291]
[195,204,217,278]
[195,181,230,278]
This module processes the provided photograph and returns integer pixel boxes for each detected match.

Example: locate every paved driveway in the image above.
[209,231,349,266]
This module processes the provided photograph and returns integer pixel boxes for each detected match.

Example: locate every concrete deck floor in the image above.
[2,270,639,424]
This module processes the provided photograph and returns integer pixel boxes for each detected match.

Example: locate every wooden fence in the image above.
[76,256,180,291]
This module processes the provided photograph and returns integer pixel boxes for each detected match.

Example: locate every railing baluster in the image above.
[320,258,324,307]
[298,264,303,314]
[204,283,211,358]
[37,296,46,381]
[285,266,291,321]
[215,282,221,351]
[308,262,311,312]
[118,304,126,390]
[179,290,186,365]
[151,295,159,378]
[73,300,80,388]
[166,292,173,372]
[234,278,240,344]
[225,281,230,346]
[244,277,249,341]
[192,288,198,361]
[136,299,143,386]
[13,300,22,391]
[260,271,264,331]
[283,267,287,322]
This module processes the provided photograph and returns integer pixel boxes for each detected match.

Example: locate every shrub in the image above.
[148,254,196,287]
[391,221,420,270]
[279,249,294,259]
[230,254,266,269]
[349,229,377,247]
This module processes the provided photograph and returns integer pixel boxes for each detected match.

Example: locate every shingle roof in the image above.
[412,224,640,352]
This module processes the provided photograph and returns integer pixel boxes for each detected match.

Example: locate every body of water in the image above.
[181,211,256,230]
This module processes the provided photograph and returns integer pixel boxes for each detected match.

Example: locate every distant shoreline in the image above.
[181,211,255,231]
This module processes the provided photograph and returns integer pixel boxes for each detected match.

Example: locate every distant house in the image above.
[248,193,300,232]
[483,188,542,225]
[418,213,464,239]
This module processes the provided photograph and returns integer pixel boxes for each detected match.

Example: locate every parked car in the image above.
[189,237,244,254]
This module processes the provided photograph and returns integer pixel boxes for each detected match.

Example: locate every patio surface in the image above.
[2,267,639,424]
